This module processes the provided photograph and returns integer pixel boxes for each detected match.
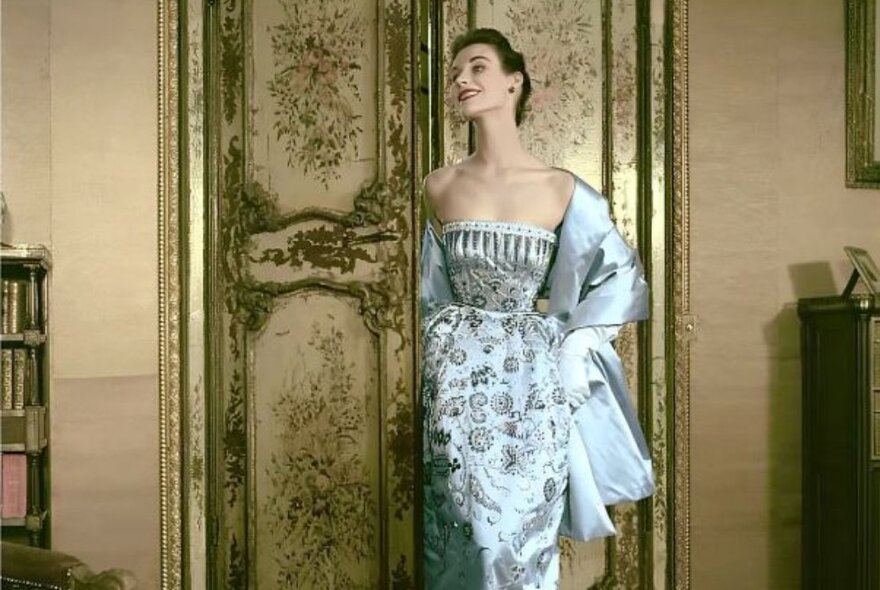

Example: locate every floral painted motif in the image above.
[264,324,376,588]
[388,375,416,521]
[267,0,366,185]
[508,0,600,164]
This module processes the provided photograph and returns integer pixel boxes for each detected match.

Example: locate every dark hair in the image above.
[450,28,532,127]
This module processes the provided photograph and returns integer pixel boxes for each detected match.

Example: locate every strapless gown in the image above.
[421,220,568,589]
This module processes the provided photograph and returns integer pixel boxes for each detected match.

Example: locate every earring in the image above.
[508,86,515,94]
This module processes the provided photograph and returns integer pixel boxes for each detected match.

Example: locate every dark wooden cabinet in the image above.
[799,294,880,590]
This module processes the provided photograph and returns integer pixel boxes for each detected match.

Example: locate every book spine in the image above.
[12,349,25,409]
[1,350,12,410]
[1,280,7,334]
[15,280,26,333]
[8,281,19,334]
[1,453,28,518]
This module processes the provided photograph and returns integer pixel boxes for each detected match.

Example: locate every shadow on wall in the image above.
[787,261,838,299]
[762,262,839,589]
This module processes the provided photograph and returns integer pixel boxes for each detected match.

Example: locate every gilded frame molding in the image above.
[847,0,880,187]
[157,0,691,587]
[158,0,182,587]
[670,0,692,586]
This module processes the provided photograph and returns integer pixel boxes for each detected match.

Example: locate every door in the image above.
[206,0,420,587]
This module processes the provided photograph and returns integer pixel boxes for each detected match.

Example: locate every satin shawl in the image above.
[419,172,654,542]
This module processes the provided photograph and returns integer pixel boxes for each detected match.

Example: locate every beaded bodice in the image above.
[440,220,557,312]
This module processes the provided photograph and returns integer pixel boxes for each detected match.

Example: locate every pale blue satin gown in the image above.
[420,172,654,589]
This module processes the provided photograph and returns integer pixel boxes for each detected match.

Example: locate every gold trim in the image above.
[846,0,880,186]
[159,0,182,587]
[671,0,691,587]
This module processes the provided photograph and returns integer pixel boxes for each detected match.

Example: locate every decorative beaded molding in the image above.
[0,577,63,590]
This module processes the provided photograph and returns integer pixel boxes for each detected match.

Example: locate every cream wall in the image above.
[2,0,159,587]
[690,0,880,588]
[1,0,50,242]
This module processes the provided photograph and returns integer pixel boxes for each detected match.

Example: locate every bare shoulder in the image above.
[421,166,455,231]
[547,166,576,209]
[422,166,456,201]
[421,165,460,218]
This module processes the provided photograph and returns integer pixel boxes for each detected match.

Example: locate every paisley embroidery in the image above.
[422,223,570,588]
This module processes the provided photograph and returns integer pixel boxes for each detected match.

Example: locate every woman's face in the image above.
[448,43,520,123]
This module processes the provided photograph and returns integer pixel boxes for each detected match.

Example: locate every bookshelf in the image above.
[0,244,51,548]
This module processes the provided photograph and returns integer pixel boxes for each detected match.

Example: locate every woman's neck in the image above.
[470,113,533,172]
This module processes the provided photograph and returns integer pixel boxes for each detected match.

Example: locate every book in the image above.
[1,453,27,518]
[12,349,25,409]
[17,280,28,332]
[8,281,19,334]
[0,281,7,333]
[1,350,11,409]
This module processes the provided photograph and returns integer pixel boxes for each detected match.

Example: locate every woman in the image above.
[420,28,654,588]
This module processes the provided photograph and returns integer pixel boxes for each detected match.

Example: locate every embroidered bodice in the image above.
[440,220,557,312]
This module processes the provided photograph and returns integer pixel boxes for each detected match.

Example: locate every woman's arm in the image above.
[558,324,622,409]
[419,174,454,318]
